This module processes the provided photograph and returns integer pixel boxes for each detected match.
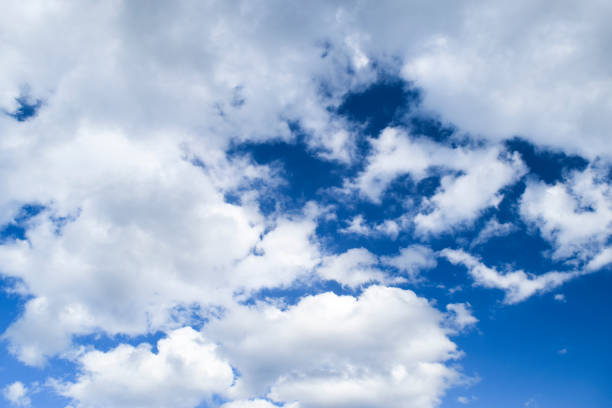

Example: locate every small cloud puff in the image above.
[3,382,30,407]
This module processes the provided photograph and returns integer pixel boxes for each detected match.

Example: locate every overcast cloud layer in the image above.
[0,1,611,408]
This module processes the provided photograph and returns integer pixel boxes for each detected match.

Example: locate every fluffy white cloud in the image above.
[0,133,326,366]
[3,382,30,407]
[351,127,525,234]
[0,0,387,173]
[586,246,612,271]
[55,327,233,408]
[520,166,612,262]
[0,0,383,366]
[0,205,323,366]
[317,248,390,288]
[401,1,612,159]
[414,150,525,235]
[233,212,322,291]
[442,249,582,304]
[205,285,465,408]
[0,136,264,365]
[340,215,402,240]
[446,303,478,331]
[317,244,437,287]
[470,218,518,247]
[1,1,609,406]
[221,400,298,408]
[351,128,450,202]
[340,215,371,235]
[381,245,437,280]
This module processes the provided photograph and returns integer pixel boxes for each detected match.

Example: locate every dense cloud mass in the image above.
[0,1,610,408]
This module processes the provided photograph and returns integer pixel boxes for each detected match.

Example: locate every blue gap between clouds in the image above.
[0,203,75,407]
[0,204,46,334]
[505,137,588,184]
[226,75,611,407]
[235,77,426,306]
[4,95,43,122]
[232,75,601,309]
[0,74,606,407]
[0,204,45,242]
[336,77,420,138]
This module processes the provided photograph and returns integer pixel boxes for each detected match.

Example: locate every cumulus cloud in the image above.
[221,400,298,408]
[54,327,234,408]
[317,248,391,288]
[441,249,582,304]
[0,1,610,406]
[470,218,518,247]
[317,244,437,287]
[401,1,612,159]
[446,303,478,331]
[414,150,525,235]
[0,156,322,366]
[381,245,437,280]
[340,215,403,240]
[0,207,322,366]
[351,127,525,234]
[205,286,464,408]
[520,166,612,262]
[233,214,321,291]
[586,247,612,271]
[3,382,30,407]
[554,294,567,302]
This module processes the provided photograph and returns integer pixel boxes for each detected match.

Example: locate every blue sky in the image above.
[0,2,611,408]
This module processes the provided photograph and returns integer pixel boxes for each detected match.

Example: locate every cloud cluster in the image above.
[206,286,467,408]
[521,166,612,266]
[442,249,581,304]
[318,245,437,287]
[401,0,612,159]
[55,327,234,408]
[1,1,611,407]
[50,287,472,408]
[3,382,30,407]
[351,127,526,234]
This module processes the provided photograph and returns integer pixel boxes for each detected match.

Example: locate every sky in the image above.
[0,1,611,407]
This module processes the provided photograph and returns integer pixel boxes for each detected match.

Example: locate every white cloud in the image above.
[221,400,298,408]
[340,215,401,240]
[0,142,264,365]
[54,327,234,408]
[0,144,320,365]
[446,303,478,331]
[205,285,464,408]
[400,1,612,159]
[349,128,525,235]
[233,215,321,291]
[381,245,437,281]
[317,248,391,288]
[339,215,371,235]
[3,382,30,407]
[471,218,518,247]
[375,219,402,238]
[441,249,581,304]
[0,209,322,366]
[554,294,566,302]
[586,247,612,271]
[317,244,437,288]
[414,151,525,235]
[351,128,447,202]
[0,1,610,405]
[520,167,612,262]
